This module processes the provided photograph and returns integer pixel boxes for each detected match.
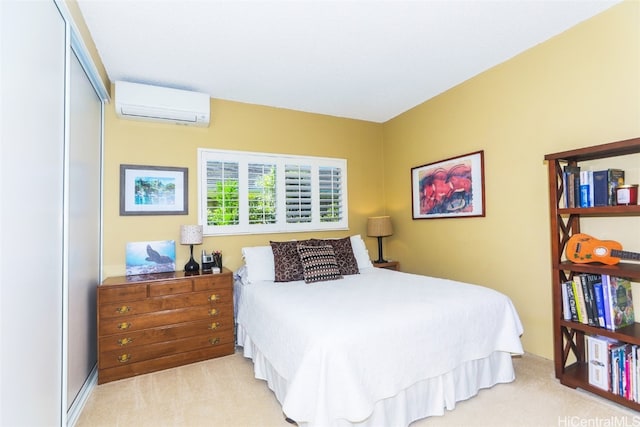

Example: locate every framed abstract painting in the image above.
[411,150,485,219]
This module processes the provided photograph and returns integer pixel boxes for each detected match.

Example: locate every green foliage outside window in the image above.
[207,181,239,225]
[320,201,341,222]
[249,167,276,224]
[207,167,277,225]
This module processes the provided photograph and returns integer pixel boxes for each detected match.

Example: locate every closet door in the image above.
[66,49,102,410]
[0,1,66,425]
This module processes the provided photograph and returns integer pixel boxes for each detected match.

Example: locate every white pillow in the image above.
[234,264,249,285]
[350,235,374,270]
[241,245,275,283]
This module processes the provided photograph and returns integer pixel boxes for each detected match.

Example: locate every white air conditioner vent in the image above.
[115,81,210,127]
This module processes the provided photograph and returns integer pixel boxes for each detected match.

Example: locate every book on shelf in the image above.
[572,275,588,324]
[561,280,571,320]
[624,345,634,400]
[592,281,607,328]
[585,273,606,328]
[564,273,635,332]
[611,343,637,400]
[579,171,591,208]
[632,347,638,401]
[608,169,625,206]
[607,276,635,330]
[588,170,594,208]
[586,335,640,401]
[611,343,626,397]
[586,335,619,390]
[563,165,580,208]
[580,273,598,326]
[592,170,609,207]
[585,335,640,402]
[568,169,627,208]
[601,274,613,330]
[562,280,579,322]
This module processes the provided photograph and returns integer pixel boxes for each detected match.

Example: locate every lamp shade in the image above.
[367,216,393,237]
[180,225,203,245]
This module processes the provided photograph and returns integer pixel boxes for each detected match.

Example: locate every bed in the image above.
[234,236,524,427]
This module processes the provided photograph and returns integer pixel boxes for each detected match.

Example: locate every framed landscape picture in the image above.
[411,150,485,220]
[120,164,188,215]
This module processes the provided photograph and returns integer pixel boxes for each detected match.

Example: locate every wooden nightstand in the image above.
[373,261,399,271]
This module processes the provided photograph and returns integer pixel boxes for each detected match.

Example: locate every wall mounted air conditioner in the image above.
[115,81,210,127]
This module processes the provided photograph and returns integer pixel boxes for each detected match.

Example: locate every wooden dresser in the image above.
[97,269,234,384]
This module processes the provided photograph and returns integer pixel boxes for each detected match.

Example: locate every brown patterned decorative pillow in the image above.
[270,240,316,282]
[311,237,359,275]
[296,245,342,283]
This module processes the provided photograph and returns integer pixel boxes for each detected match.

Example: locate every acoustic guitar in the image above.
[565,233,640,265]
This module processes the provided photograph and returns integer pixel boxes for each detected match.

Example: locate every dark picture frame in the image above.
[411,150,485,220]
[120,164,188,216]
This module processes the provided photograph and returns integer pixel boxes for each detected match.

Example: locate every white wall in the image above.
[1,1,66,425]
[1,2,106,425]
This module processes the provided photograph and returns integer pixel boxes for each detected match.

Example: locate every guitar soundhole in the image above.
[594,247,608,256]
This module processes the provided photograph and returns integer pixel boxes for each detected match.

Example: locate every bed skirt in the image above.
[237,324,517,427]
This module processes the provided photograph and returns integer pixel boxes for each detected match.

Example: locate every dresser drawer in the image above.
[99,328,235,369]
[193,273,232,291]
[98,283,147,304]
[99,288,232,319]
[98,318,233,352]
[98,344,235,384]
[98,303,232,336]
[148,279,193,297]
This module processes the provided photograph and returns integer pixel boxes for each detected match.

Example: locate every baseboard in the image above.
[67,364,97,427]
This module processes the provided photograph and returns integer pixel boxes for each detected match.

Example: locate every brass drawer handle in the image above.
[208,322,220,330]
[115,305,130,314]
[117,322,131,330]
[208,294,220,302]
[209,338,220,346]
[118,337,134,346]
[208,308,218,317]
[118,354,131,363]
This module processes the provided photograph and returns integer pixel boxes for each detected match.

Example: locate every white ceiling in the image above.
[77,0,621,123]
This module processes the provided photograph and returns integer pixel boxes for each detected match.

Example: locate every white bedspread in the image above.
[235,267,524,426]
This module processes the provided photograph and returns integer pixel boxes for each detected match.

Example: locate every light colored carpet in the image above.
[76,351,637,427]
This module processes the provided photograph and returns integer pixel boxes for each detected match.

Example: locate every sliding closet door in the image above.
[66,49,102,410]
[0,1,66,425]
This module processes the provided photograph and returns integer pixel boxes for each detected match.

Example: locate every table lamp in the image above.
[367,216,393,263]
[180,224,203,272]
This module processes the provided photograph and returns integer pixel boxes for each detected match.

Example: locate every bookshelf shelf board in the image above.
[556,261,640,280]
[562,363,640,411]
[559,321,640,346]
[544,137,640,162]
[559,205,640,215]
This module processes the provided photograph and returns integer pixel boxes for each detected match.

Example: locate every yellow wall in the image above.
[382,1,640,359]
[101,1,639,359]
[103,99,385,277]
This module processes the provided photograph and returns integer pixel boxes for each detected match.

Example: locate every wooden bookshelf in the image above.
[545,136,640,411]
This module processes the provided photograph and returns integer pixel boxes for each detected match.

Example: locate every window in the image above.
[198,149,348,235]
[285,164,311,223]
[248,162,276,225]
